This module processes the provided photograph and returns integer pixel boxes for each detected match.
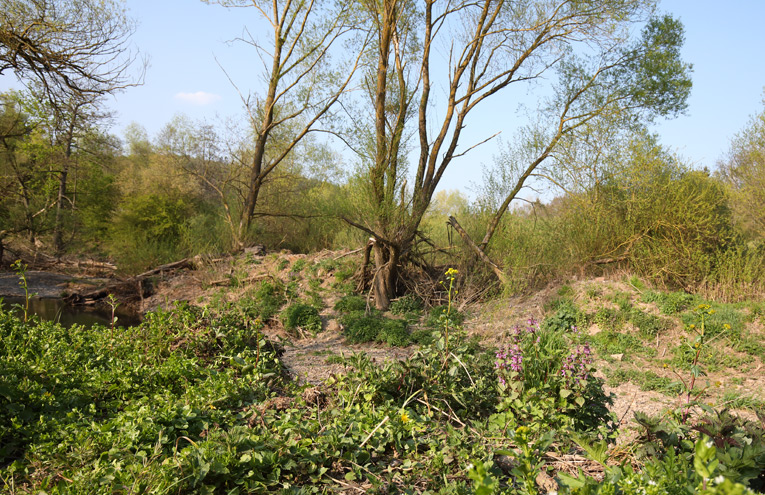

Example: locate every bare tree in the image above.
[348,1,691,309]
[204,0,366,248]
[0,0,144,105]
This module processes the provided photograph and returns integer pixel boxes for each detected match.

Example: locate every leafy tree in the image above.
[202,0,365,248]
[348,1,692,308]
[0,91,56,246]
[718,98,765,238]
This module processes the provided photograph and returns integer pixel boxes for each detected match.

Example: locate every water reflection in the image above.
[0,297,142,328]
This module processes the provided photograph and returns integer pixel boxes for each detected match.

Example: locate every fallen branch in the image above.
[64,258,196,306]
[447,216,507,284]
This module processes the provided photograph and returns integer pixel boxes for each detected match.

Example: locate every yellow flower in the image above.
[400,412,410,423]
[723,324,731,330]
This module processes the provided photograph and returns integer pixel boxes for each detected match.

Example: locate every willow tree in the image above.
[204,0,366,248]
[347,0,691,309]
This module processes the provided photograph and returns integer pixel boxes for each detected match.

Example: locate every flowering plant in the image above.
[492,317,611,435]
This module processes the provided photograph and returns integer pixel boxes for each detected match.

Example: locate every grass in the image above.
[606,368,683,395]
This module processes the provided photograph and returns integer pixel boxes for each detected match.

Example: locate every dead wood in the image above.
[64,258,196,306]
[447,216,507,284]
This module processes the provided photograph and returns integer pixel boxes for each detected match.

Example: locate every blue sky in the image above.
[3,0,765,194]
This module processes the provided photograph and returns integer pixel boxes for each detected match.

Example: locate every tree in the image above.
[203,0,365,248]
[718,98,765,238]
[0,90,121,256]
[0,0,143,106]
[347,1,691,308]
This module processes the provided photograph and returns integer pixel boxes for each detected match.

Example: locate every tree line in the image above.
[1,0,763,305]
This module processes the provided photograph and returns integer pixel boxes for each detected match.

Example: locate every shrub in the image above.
[334,295,368,313]
[340,312,410,347]
[237,281,287,321]
[281,303,322,335]
[390,295,423,315]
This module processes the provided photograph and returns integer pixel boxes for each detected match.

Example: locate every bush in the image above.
[334,295,368,313]
[281,303,322,335]
[390,295,423,315]
[340,311,410,347]
[237,281,287,321]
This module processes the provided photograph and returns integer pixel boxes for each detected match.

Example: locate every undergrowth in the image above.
[1,269,764,494]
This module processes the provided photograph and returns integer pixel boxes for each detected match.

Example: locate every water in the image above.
[0,296,142,328]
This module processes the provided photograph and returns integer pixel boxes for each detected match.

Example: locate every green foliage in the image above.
[642,289,697,314]
[2,295,760,493]
[333,294,368,313]
[0,303,285,491]
[339,311,410,347]
[390,294,423,315]
[236,281,287,321]
[291,258,307,272]
[281,303,322,335]
[426,304,465,329]
[591,330,655,358]
[493,318,614,438]
[606,368,682,395]
[718,99,765,238]
[542,299,585,333]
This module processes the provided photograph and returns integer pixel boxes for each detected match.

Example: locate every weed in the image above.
[643,290,697,315]
[291,259,307,272]
[606,368,683,395]
[281,303,322,336]
[390,294,423,315]
[334,295,368,313]
[592,330,654,358]
[11,260,35,322]
[340,311,410,347]
[237,280,287,321]
[542,299,585,333]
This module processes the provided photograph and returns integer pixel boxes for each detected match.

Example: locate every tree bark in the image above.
[372,242,399,310]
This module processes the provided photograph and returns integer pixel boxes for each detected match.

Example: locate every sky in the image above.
[2,0,765,195]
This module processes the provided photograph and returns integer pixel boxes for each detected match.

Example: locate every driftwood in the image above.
[65,258,195,306]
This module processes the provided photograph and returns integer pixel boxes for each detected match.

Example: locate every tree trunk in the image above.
[372,242,400,310]
[53,160,68,254]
